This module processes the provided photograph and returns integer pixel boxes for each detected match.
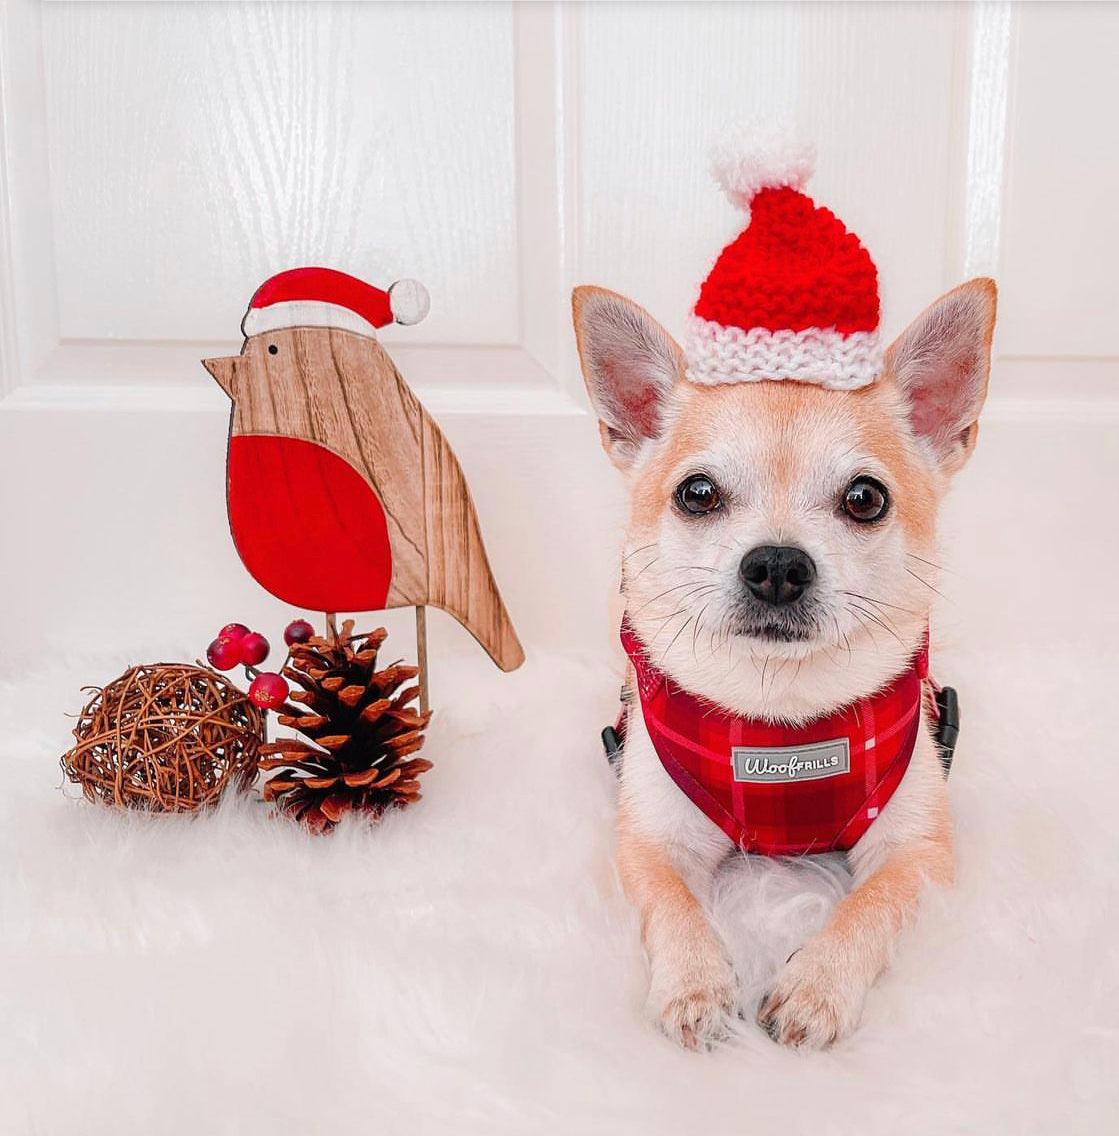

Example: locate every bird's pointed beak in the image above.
[203,355,237,399]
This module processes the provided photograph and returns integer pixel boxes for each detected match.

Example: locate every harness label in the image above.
[732,737,851,783]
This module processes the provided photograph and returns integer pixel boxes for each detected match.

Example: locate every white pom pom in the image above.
[388,279,430,326]
[709,121,816,214]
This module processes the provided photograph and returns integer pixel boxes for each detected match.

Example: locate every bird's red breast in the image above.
[227,434,393,612]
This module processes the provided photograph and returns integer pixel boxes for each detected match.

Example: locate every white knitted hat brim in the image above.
[683,315,881,391]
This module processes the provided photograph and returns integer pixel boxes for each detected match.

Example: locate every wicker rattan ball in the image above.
[62,663,265,812]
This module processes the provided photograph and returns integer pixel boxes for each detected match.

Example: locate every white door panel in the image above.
[42,1,519,343]
[998,2,1119,357]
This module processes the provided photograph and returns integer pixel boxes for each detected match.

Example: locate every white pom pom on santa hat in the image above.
[388,278,431,326]
[709,121,816,218]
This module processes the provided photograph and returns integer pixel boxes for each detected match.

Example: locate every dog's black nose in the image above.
[739,545,817,606]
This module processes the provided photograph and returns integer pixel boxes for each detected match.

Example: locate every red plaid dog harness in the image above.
[618,623,935,856]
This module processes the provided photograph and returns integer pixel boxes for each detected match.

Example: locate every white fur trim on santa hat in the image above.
[388,279,430,325]
[242,300,380,340]
[683,315,881,391]
[710,121,816,221]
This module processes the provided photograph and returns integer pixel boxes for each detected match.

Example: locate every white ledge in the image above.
[3,339,589,417]
[0,381,587,418]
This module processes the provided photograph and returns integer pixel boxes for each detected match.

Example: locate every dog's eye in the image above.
[843,477,889,523]
[676,474,721,516]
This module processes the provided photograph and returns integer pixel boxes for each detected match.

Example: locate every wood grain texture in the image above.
[40,1,517,344]
[418,405,525,675]
[206,327,524,672]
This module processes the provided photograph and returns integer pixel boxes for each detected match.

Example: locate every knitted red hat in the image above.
[241,266,429,339]
[684,131,881,390]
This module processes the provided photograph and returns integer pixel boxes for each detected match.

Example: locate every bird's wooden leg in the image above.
[415,605,430,715]
[326,612,339,642]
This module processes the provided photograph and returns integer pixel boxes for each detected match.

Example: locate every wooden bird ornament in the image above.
[203,267,524,679]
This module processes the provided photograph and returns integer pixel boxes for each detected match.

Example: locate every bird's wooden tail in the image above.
[420,418,525,673]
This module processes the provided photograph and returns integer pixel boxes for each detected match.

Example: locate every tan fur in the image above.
[617,804,737,1050]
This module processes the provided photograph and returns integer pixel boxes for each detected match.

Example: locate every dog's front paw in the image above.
[757,940,865,1049]
[649,952,738,1051]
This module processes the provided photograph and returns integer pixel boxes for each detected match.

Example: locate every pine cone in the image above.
[260,620,433,833]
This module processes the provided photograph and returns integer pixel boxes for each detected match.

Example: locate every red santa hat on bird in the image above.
[684,125,882,390]
[241,266,430,339]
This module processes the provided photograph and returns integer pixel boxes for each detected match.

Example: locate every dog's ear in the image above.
[572,286,683,471]
[885,278,997,475]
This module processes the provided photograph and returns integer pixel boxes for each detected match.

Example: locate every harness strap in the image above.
[599,627,954,849]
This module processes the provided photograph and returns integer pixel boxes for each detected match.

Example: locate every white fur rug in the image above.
[2,640,1115,1135]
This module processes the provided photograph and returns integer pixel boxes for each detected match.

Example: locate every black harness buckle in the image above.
[934,686,960,777]
[601,725,623,770]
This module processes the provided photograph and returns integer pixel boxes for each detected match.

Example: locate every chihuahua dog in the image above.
[572,267,995,1049]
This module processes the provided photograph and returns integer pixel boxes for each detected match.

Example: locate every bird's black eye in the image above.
[675,474,722,516]
[268,344,278,355]
[843,476,890,523]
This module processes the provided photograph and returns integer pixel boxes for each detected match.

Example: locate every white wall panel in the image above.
[41,1,518,344]
[796,2,963,341]
[576,1,963,345]
[576,2,801,341]
[998,2,1119,358]
[0,0,58,386]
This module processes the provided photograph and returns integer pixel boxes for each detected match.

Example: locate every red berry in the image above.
[238,631,270,666]
[284,619,314,646]
[218,622,250,643]
[249,672,289,710]
[207,637,242,671]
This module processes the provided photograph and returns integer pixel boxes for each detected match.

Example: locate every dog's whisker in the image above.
[848,597,902,636]
[626,560,721,598]
[643,586,722,644]
[657,614,697,668]
[767,654,791,695]
[787,657,805,695]
[904,566,947,600]
[644,607,691,642]
[692,599,716,662]
[907,552,948,573]
[622,542,657,564]
[847,602,904,647]
[831,613,852,662]
[625,556,662,586]
[840,590,917,616]
[711,628,744,692]
[629,580,715,617]
[845,605,882,653]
